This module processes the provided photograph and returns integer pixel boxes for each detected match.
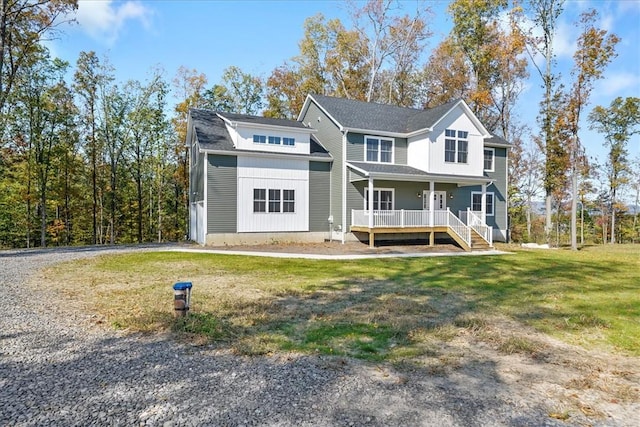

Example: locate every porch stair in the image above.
[470,229,491,250]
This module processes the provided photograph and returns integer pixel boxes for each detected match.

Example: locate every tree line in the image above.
[0,0,638,249]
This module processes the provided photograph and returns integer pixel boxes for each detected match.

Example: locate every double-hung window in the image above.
[471,192,494,216]
[283,190,295,212]
[268,189,281,212]
[364,188,394,211]
[484,148,494,171]
[365,136,393,163]
[444,129,468,164]
[253,189,266,212]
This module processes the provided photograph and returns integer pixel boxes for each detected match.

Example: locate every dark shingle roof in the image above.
[217,112,309,129]
[485,134,511,146]
[189,108,331,159]
[310,94,461,134]
[190,109,235,151]
[348,161,429,176]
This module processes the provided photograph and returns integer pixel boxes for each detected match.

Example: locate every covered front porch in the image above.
[347,162,493,251]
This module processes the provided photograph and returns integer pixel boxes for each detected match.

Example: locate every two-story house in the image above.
[188,94,510,250]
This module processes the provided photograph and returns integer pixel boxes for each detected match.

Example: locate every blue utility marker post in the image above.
[173,282,193,317]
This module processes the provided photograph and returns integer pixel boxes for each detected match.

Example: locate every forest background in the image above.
[0,0,639,249]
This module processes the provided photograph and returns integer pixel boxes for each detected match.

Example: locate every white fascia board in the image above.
[198,147,333,162]
[300,95,345,131]
[430,100,491,138]
[346,162,369,176]
[343,127,407,138]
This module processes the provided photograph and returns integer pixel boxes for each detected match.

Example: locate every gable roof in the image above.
[302,94,492,138]
[189,108,331,159]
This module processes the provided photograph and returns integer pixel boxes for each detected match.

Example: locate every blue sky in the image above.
[50,0,640,187]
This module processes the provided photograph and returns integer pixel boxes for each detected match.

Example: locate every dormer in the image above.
[217,112,316,156]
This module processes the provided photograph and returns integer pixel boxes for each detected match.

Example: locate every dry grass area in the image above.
[34,244,640,424]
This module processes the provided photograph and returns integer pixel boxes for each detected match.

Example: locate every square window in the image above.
[458,130,468,139]
[268,189,281,212]
[445,129,456,138]
[253,135,266,144]
[283,137,295,146]
[253,188,266,212]
[268,136,281,145]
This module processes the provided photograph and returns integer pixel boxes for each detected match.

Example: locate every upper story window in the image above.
[365,136,394,163]
[253,134,295,146]
[444,129,468,164]
[484,148,494,171]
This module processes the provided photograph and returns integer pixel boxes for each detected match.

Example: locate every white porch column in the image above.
[368,176,374,228]
[429,180,435,226]
[481,183,487,224]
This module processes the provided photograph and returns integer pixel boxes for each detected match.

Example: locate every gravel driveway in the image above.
[0,246,623,426]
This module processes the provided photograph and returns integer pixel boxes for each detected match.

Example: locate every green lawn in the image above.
[43,244,640,361]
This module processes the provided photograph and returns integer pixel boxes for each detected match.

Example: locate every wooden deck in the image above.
[350,225,489,251]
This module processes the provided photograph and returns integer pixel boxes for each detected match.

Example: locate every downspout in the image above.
[203,153,208,246]
[342,130,348,244]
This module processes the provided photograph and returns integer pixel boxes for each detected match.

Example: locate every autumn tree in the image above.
[348,0,431,104]
[419,36,471,109]
[0,0,77,126]
[219,66,263,115]
[564,9,619,249]
[588,97,640,244]
[523,0,564,243]
[74,51,105,244]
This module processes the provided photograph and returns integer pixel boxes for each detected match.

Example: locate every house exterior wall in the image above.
[299,101,344,233]
[429,105,484,176]
[231,123,312,155]
[309,161,331,232]
[207,154,237,233]
[407,133,430,172]
[237,156,309,232]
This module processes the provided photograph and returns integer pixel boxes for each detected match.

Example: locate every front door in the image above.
[423,190,447,210]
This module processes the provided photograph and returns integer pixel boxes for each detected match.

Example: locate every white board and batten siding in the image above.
[429,105,484,177]
[231,124,312,156]
[237,156,309,232]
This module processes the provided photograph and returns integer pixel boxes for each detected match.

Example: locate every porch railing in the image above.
[351,208,472,247]
[459,209,493,246]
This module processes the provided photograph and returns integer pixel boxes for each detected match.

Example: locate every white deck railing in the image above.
[351,208,472,247]
[459,209,493,246]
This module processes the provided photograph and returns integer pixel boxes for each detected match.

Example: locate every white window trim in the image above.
[484,147,495,172]
[253,187,296,214]
[471,191,495,216]
[364,135,395,164]
[253,134,296,147]
[444,129,469,164]
[364,187,395,211]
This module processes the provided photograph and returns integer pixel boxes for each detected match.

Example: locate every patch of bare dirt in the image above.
[208,240,466,255]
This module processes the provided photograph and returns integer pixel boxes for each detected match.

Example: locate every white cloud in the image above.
[595,71,640,96]
[75,0,153,45]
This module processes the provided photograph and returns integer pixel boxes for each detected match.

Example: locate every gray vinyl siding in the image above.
[300,102,343,230]
[207,154,237,233]
[346,133,408,165]
[309,161,331,232]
